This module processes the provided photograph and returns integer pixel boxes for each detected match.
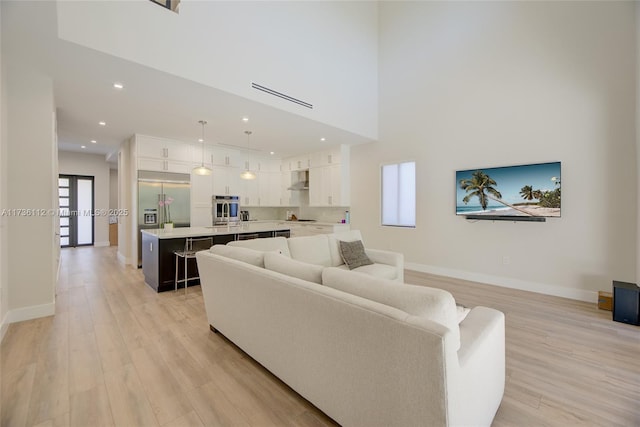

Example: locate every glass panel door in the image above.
[59,177,71,247]
[59,175,94,247]
[76,178,94,245]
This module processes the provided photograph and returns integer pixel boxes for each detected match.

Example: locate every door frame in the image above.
[59,174,95,247]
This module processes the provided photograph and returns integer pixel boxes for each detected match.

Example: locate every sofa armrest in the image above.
[452,306,505,427]
[365,248,404,282]
[458,306,504,365]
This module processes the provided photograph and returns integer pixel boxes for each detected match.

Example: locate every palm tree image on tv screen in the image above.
[456,162,561,217]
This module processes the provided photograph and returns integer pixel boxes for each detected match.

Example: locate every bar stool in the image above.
[174,237,213,295]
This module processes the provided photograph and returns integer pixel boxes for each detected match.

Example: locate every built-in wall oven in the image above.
[213,195,240,225]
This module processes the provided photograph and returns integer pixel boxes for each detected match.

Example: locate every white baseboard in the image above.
[405,262,597,303]
[6,301,55,324]
[95,241,110,247]
[116,251,131,266]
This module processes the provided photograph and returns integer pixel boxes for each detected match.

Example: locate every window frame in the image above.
[380,160,416,228]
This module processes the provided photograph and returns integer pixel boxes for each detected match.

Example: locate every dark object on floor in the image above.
[613,281,639,325]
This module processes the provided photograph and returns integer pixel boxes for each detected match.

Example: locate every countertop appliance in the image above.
[240,210,250,221]
[137,171,190,267]
[213,195,240,225]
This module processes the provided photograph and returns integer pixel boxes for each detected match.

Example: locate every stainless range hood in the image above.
[288,170,309,191]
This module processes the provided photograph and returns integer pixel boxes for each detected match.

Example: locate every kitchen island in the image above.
[141,222,290,292]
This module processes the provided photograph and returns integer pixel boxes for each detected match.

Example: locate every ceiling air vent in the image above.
[251,83,313,109]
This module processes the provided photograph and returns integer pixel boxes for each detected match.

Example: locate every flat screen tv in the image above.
[456,161,561,220]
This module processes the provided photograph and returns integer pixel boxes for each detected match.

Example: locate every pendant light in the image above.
[240,130,256,180]
[193,120,212,176]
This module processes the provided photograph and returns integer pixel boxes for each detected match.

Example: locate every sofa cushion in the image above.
[339,240,373,270]
[264,252,324,284]
[287,234,332,266]
[337,263,398,280]
[227,236,291,257]
[328,230,363,267]
[210,244,266,267]
[322,267,460,350]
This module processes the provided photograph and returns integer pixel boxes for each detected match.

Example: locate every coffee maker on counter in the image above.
[240,210,250,221]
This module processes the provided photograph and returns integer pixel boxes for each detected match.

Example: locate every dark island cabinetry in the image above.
[141,228,289,292]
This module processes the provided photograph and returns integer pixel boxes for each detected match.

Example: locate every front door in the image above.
[59,175,95,247]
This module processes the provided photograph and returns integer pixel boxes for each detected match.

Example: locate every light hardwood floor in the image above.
[1,246,639,426]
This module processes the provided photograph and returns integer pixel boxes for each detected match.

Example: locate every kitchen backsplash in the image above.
[245,205,349,223]
[297,206,349,223]
[243,207,293,222]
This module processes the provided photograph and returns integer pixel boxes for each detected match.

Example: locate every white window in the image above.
[381,161,416,227]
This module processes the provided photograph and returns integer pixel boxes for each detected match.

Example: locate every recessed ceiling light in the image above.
[270,151,275,155]
[320,137,326,141]
[81,145,86,149]
[242,117,249,122]
[99,121,106,126]
[198,138,204,142]
[113,82,124,90]
[91,140,97,144]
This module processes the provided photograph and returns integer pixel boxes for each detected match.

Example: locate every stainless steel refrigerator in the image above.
[137,170,190,267]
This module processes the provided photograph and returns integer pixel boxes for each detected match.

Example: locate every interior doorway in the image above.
[59,175,95,247]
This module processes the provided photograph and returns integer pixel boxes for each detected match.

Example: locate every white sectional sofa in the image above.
[195,232,505,427]
[227,230,404,282]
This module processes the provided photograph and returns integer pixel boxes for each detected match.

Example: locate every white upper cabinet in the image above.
[309,164,349,207]
[137,158,193,174]
[261,172,283,206]
[282,154,310,172]
[242,174,260,206]
[308,145,350,207]
[242,155,286,206]
[137,135,192,162]
[258,157,282,173]
[191,143,214,167]
[212,146,240,168]
[191,171,214,227]
[136,135,193,173]
[213,167,242,196]
[309,145,344,168]
[308,167,325,207]
[191,171,213,206]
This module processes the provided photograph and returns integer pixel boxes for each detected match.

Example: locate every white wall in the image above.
[0,1,7,341]
[5,57,56,321]
[109,168,118,210]
[55,0,378,140]
[636,2,640,284]
[351,1,637,302]
[117,137,135,265]
[58,151,111,246]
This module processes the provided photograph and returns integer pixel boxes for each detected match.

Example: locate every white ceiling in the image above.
[6,2,374,163]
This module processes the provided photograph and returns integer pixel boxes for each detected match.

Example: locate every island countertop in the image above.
[141,222,290,292]
[141,221,290,240]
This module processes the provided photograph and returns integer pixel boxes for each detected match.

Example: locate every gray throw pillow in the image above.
[339,240,373,270]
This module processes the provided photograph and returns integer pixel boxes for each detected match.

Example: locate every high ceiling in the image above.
[4,2,374,163]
